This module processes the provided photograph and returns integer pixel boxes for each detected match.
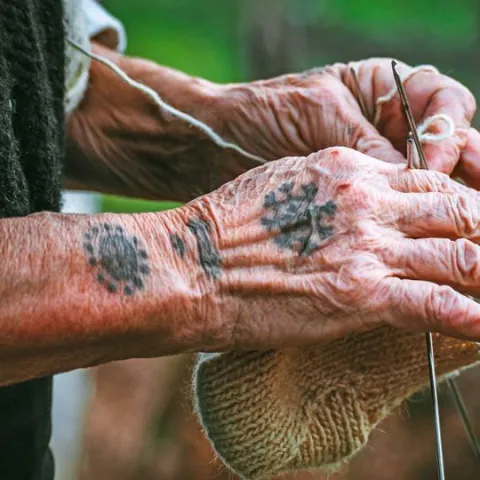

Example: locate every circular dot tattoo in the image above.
[83,223,150,296]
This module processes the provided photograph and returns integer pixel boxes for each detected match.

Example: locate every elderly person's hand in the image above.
[6,146,480,384]
[66,47,480,203]
[178,146,480,348]
[219,58,480,186]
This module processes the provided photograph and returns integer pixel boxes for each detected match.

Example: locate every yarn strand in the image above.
[66,38,267,165]
[373,63,456,146]
[67,42,456,170]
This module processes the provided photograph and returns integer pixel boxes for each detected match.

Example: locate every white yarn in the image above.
[65,40,456,164]
[66,38,267,166]
[374,64,439,125]
[373,63,455,147]
[417,114,456,143]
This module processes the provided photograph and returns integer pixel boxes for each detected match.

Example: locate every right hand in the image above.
[180,146,480,350]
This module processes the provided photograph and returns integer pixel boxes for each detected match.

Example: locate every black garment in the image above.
[0,0,65,479]
[0,380,54,480]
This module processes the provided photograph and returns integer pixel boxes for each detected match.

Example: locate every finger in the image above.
[392,190,480,241]
[385,278,480,341]
[383,238,480,296]
[388,168,472,195]
[452,128,480,190]
[420,79,476,174]
[331,81,407,164]
[345,104,407,165]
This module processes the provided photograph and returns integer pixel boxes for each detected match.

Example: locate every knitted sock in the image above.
[194,327,480,479]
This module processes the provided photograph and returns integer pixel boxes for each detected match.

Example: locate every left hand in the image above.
[218,58,480,187]
[67,46,480,201]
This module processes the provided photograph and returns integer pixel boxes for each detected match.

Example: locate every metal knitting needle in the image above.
[393,59,480,468]
[393,60,445,480]
[446,376,480,461]
[406,134,417,169]
[391,60,429,170]
[349,67,370,120]
[353,59,477,473]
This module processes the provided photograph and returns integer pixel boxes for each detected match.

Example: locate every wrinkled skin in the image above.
[66,46,480,202]
[220,59,480,185]
[184,147,480,349]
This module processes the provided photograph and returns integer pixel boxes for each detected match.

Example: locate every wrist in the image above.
[134,207,232,355]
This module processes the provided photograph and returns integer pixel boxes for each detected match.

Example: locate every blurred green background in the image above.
[100,0,480,214]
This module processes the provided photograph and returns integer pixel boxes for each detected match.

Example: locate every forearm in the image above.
[65,43,252,202]
[0,208,222,385]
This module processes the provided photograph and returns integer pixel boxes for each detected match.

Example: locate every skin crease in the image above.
[65,44,480,202]
[221,60,480,181]
[4,41,480,384]
[0,208,233,386]
[3,148,480,384]
[184,148,480,350]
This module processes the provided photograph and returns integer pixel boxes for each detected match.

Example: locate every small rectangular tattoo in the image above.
[170,233,187,258]
[187,218,222,280]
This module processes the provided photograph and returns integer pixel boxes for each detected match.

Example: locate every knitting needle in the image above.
[393,60,445,480]
[425,332,446,480]
[393,59,480,469]
[446,376,480,461]
[391,60,429,170]
[349,67,370,120]
[353,58,477,474]
[406,134,417,169]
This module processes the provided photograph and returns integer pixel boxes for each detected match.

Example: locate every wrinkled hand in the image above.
[186,147,480,349]
[219,58,480,187]
[67,46,480,202]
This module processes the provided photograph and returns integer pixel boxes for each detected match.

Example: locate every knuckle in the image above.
[452,238,480,283]
[428,171,454,192]
[316,146,357,169]
[324,259,383,310]
[440,79,477,121]
[322,145,352,158]
[350,182,374,205]
[425,285,465,329]
[447,194,480,237]
[456,83,477,119]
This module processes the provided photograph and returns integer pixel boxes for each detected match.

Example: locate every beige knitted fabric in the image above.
[194,327,480,479]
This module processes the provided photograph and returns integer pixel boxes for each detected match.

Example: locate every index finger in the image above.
[420,77,476,175]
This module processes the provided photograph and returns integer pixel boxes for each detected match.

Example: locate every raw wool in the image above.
[63,0,91,116]
[66,39,268,166]
[194,328,480,479]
